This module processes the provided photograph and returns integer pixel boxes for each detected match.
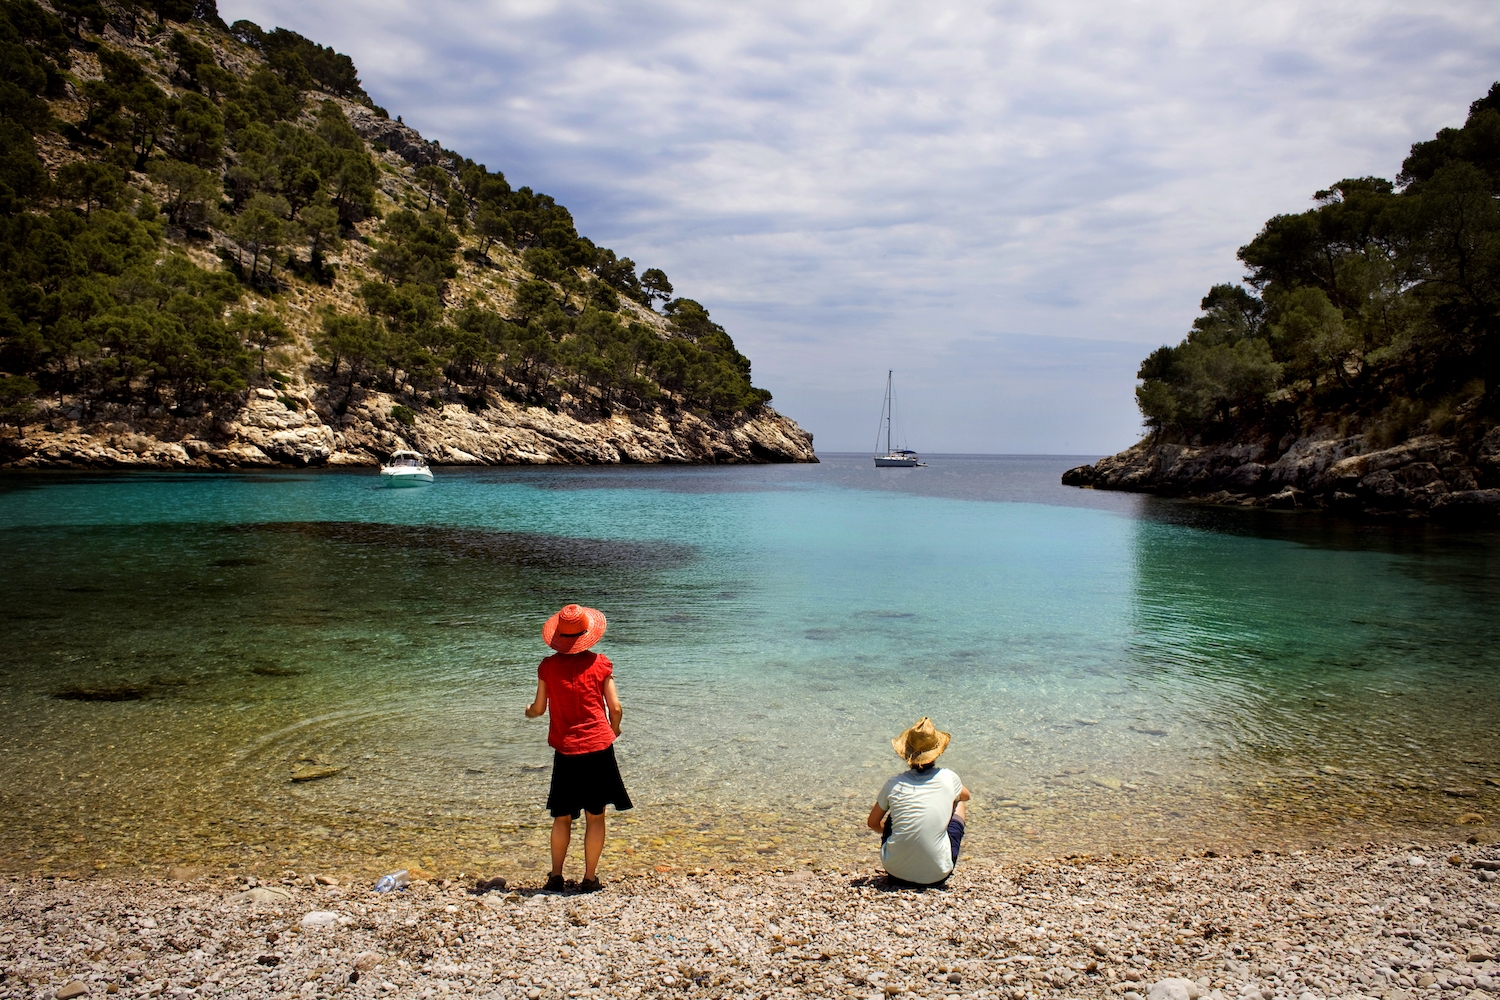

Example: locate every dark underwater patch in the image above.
[228,522,695,572]
[55,684,149,702]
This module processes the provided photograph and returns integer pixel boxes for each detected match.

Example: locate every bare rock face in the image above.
[344,106,443,165]
[1,386,817,470]
[1062,426,1500,521]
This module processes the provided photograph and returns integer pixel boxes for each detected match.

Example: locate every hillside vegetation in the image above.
[1062,85,1500,518]
[1134,84,1500,452]
[0,0,782,450]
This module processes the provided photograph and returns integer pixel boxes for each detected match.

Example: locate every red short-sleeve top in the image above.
[538,651,615,755]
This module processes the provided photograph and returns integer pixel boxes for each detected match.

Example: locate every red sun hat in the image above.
[542,604,607,653]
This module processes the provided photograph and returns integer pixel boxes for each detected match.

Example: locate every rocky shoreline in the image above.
[3,843,1499,999]
[0,383,817,470]
[1062,428,1500,522]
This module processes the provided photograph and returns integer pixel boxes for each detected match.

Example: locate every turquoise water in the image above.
[2,456,1499,879]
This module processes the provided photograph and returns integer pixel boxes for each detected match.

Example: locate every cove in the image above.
[1,456,1497,879]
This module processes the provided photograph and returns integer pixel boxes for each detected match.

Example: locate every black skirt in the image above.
[546,744,633,819]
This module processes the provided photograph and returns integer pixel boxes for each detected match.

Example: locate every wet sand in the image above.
[4,841,1499,999]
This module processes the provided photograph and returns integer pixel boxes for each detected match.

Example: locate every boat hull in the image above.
[380,468,433,487]
[874,456,920,468]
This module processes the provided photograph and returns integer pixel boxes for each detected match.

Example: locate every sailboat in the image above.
[873,370,923,468]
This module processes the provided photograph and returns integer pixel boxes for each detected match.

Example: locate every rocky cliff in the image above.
[1062,427,1500,522]
[1,381,816,469]
[0,5,818,472]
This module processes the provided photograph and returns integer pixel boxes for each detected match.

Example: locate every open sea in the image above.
[2,455,1498,881]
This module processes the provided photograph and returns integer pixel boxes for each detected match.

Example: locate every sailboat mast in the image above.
[876,371,888,452]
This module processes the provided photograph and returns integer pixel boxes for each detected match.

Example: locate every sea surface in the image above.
[2,455,1498,881]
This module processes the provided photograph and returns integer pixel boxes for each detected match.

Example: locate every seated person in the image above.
[866,717,971,886]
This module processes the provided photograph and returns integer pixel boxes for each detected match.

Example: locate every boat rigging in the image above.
[873,371,923,468]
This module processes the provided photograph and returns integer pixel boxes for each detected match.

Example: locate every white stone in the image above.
[300,910,340,928]
[1150,978,1202,1000]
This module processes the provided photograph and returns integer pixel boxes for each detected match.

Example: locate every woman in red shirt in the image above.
[524,603,631,893]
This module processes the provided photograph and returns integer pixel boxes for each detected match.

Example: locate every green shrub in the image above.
[390,404,415,426]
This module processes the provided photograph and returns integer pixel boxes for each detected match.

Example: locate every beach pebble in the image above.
[1408,855,1429,866]
[1150,978,1203,1000]
[4,844,1497,1000]
[54,983,88,999]
[300,910,340,928]
[230,886,290,904]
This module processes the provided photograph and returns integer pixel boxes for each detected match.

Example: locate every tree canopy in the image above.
[1136,83,1500,447]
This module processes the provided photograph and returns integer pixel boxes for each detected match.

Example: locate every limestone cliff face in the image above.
[2,383,817,469]
[1062,427,1500,522]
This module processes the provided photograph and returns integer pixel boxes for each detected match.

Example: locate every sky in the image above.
[225,0,1500,455]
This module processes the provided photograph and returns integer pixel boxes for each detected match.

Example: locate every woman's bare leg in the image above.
[583,811,606,879]
[550,815,573,876]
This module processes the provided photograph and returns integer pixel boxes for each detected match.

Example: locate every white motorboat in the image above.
[873,370,924,468]
[380,450,433,487]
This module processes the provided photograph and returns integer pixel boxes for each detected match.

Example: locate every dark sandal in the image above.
[578,876,603,893]
[543,874,565,892]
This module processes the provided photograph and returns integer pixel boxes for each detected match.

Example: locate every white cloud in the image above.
[225,0,1500,453]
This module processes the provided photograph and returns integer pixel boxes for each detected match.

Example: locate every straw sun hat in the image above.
[892,717,951,766]
[542,604,607,653]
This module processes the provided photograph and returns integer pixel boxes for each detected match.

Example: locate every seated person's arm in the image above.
[957,785,971,803]
[866,803,886,833]
[524,679,548,719]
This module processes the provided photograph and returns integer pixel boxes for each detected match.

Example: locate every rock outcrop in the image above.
[344,107,445,166]
[1062,426,1500,522]
[0,383,817,470]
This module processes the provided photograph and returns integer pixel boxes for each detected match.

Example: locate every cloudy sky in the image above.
[226,0,1500,455]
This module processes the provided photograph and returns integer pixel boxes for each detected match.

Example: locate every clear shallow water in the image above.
[2,455,1499,881]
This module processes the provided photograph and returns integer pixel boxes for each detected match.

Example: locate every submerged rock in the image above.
[54,684,149,702]
[290,764,345,782]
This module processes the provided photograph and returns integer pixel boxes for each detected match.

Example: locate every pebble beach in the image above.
[4,841,1499,1000]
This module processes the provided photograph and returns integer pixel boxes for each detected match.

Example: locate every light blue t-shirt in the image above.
[877,766,963,885]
